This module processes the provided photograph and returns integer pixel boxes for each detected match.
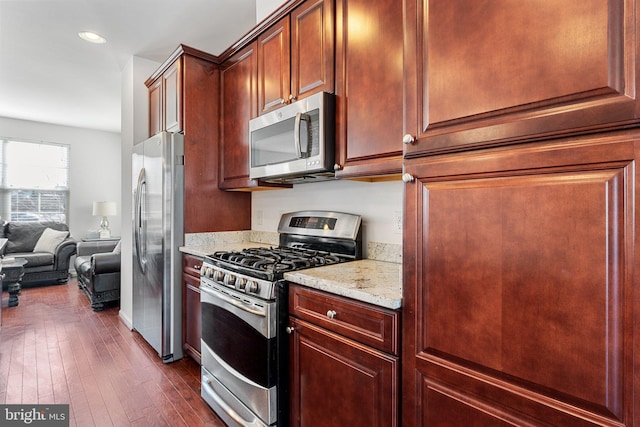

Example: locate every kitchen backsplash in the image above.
[251,179,404,246]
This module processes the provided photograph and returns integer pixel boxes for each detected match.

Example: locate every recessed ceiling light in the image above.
[78,31,106,44]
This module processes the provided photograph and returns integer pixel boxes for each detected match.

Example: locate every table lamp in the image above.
[93,201,116,238]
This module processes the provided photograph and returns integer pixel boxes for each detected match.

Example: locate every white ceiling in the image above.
[0,0,259,133]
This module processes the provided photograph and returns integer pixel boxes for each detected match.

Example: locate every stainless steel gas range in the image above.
[199,211,362,427]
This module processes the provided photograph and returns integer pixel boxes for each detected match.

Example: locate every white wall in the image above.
[118,55,161,327]
[252,180,404,250]
[0,117,121,240]
[256,0,287,22]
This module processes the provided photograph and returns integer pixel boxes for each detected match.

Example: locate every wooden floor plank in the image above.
[0,279,225,427]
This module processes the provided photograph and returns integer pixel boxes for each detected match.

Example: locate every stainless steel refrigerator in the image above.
[132,131,184,363]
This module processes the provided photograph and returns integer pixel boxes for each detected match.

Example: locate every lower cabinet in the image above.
[287,284,399,426]
[402,129,640,426]
[182,254,202,364]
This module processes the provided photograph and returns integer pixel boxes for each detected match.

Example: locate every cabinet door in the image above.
[258,17,291,114]
[290,0,334,101]
[404,0,640,157]
[220,43,258,189]
[334,0,404,178]
[402,131,640,426]
[289,317,399,427]
[183,273,201,363]
[182,254,202,363]
[163,59,182,133]
[148,78,162,136]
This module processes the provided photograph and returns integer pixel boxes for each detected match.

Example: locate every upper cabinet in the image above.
[220,43,259,190]
[403,0,640,157]
[148,58,182,136]
[334,0,404,178]
[148,78,163,136]
[258,0,335,115]
[258,17,291,114]
[146,46,251,232]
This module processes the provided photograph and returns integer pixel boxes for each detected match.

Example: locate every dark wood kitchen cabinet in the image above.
[219,42,258,190]
[403,0,640,157]
[148,78,163,136]
[147,45,251,232]
[258,0,335,114]
[333,0,404,179]
[147,57,182,135]
[288,284,399,426]
[401,129,640,426]
[182,254,202,364]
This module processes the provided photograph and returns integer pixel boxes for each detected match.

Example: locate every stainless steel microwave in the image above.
[249,91,335,183]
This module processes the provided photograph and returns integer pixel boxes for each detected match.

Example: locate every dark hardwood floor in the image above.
[0,278,226,427]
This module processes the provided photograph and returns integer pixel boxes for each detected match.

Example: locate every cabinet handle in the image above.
[326,310,337,319]
[402,173,415,183]
[286,326,295,334]
[403,134,416,145]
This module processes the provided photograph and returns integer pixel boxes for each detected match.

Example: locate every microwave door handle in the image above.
[294,113,311,158]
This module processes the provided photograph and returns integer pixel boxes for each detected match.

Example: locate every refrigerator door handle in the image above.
[135,167,147,273]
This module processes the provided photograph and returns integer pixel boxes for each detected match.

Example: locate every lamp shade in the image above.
[93,201,116,217]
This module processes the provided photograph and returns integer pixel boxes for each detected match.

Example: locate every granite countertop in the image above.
[180,233,403,309]
[284,259,402,310]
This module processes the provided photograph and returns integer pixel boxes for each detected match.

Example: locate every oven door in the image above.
[200,280,277,426]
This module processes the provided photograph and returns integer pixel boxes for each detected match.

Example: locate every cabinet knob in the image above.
[326,310,337,319]
[194,264,202,270]
[280,99,287,105]
[289,94,296,102]
[403,134,416,145]
[286,326,295,334]
[333,163,342,171]
[402,173,415,183]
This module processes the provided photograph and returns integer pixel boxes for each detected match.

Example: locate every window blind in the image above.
[0,139,70,223]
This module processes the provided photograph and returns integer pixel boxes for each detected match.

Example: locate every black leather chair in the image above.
[74,240,121,311]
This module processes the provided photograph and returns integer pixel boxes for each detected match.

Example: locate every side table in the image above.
[82,237,120,242]
[1,258,27,307]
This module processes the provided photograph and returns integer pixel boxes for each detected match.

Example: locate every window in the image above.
[0,139,70,223]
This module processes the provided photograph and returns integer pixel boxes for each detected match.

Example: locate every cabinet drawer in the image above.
[289,284,399,355]
[182,254,203,278]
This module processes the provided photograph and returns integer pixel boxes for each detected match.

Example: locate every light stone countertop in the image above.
[180,232,403,309]
[284,259,402,310]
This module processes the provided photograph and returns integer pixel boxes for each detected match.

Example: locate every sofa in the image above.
[74,240,121,311]
[1,221,77,286]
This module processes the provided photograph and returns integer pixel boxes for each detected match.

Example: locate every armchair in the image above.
[74,240,121,311]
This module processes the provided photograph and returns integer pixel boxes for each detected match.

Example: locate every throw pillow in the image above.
[33,228,69,254]
[112,240,121,254]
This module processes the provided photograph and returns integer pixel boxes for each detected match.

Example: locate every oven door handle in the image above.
[202,376,267,427]
[201,284,267,318]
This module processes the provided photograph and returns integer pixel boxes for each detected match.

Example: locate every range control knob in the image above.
[236,277,247,290]
[205,267,215,279]
[247,281,260,294]
[200,265,207,276]
[213,270,224,282]
[224,274,236,287]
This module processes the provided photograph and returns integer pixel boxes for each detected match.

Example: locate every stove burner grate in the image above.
[210,246,346,275]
